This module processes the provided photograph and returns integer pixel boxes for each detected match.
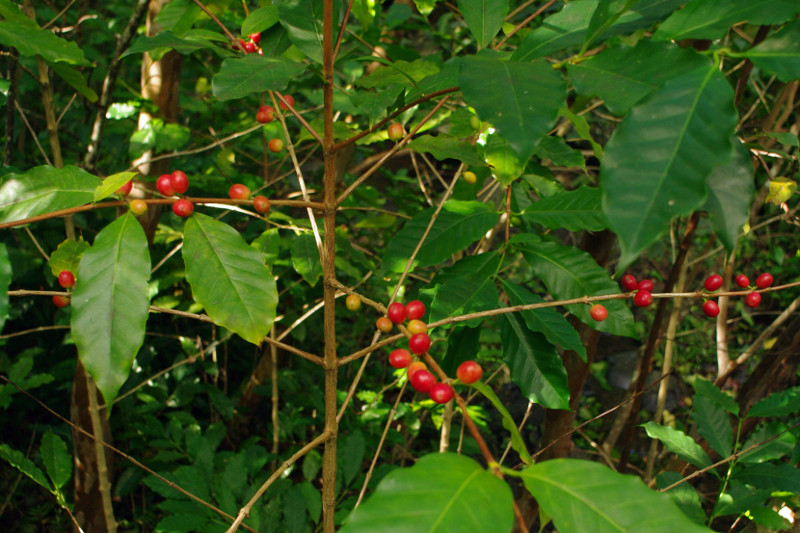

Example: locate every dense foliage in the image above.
[1,0,799,532]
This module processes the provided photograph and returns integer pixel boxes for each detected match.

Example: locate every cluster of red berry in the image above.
[374,299,484,404]
[700,272,773,317]
[255,95,294,154]
[53,270,75,308]
[237,33,262,55]
[147,170,194,218]
[229,183,270,214]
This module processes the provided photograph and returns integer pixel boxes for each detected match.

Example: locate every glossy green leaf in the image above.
[0,165,101,224]
[692,378,739,415]
[277,0,339,64]
[460,58,565,162]
[340,453,513,533]
[0,0,37,27]
[643,421,712,469]
[441,326,481,376]
[567,41,709,116]
[48,61,98,102]
[427,253,501,326]
[0,443,51,491]
[516,240,637,338]
[534,135,586,169]
[733,462,800,493]
[41,431,71,490]
[500,313,570,410]
[211,55,306,101]
[49,238,90,277]
[242,6,279,36]
[382,200,497,275]
[511,0,682,61]
[458,0,509,48]
[502,281,586,361]
[471,381,531,464]
[692,395,732,457]
[654,0,800,41]
[713,483,771,518]
[94,171,137,202]
[291,233,322,286]
[0,243,8,333]
[0,21,90,65]
[522,186,606,232]
[739,422,796,463]
[656,471,707,525]
[560,106,602,158]
[481,133,526,185]
[747,386,800,418]
[357,58,439,90]
[72,213,150,407]
[408,135,487,168]
[183,213,278,345]
[704,139,754,252]
[600,65,737,269]
[354,87,402,129]
[122,31,227,58]
[582,0,639,53]
[749,507,792,530]
[742,19,800,83]
[521,459,713,533]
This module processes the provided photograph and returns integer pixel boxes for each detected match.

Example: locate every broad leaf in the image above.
[357,58,439,90]
[733,463,800,493]
[122,31,228,58]
[534,135,586,169]
[242,6,279,36]
[600,65,737,269]
[704,139,754,252]
[49,238,90,277]
[460,58,565,162]
[48,61,98,103]
[567,41,709,116]
[0,165,101,224]
[458,0,509,48]
[502,281,586,361]
[713,483,771,518]
[354,87,402,129]
[747,386,800,418]
[643,421,712,469]
[692,395,732,457]
[742,19,800,83]
[408,135,486,168]
[521,459,713,533]
[382,200,497,275]
[72,213,150,407]
[291,232,323,286]
[522,186,606,232]
[481,133,526,185]
[516,240,637,338]
[692,378,739,415]
[340,453,513,533]
[212,55,306,101]
[94,172,137,202]
[582,0,640,53]
[472,381,531,464]
[0,443,51,491]
[277,0,339,64]
[739,422,796,464]
[0,21,90,65]
[183,214,278,345]
[441,326,482,376]
[425,252,501,326]
[500,313,570,410]
[0,243,8,332]
[41,431,72,490]
[656,471,708,525]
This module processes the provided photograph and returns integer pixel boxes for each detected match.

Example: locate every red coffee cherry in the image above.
[170,170,189,194]
[634,290,653,307]
[387,302,407,324]
[407,361,427,379]
[253,195,270,214]
[58,270,75,289]
[755,273,773,289]
[702,300,720,317]
[589,303,608,322]
[376,316,393,333]
[229,183,251,200]
[745,292,761,308]
[704,274,723,291]
[389,349,412,369]
[456,361,483,384]
[405,300,426,320]
[52,294,70,308]
[172,199,194,218]
[621,274,638,291]
[429,383,454,404]
[735,274,750,288]
[638,279,654,292]
[156,174,176,196]
[409,369,436,393]
[408,333,431,355]
[116,180,133,196]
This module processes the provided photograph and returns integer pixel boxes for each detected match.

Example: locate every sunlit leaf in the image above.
[643,421,712,469]
[212,55,306,101]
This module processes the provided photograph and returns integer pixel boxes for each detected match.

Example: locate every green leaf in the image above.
[502,281,586,361]
[692,378,739,415]
[41,432,72,490]
[654,0,800,42]
[458,0,509,48]
[339,453,513,533]
[441,326,481,376]
[692,395,732,457]
[211,55,306,101]
[122,31,226,58]
[582,0,640,53]
[427,253,501,326]
[49,238,90,277]
[291,232,322,287]
[242,6,279,36]
[0,165,101,225]
[356,58,439,90]
[94,171,137,202]
[516,240,637,338]
[600,65,737,269]
[0,21,91,65]
[748,507,792,530]
[713,483,771,518]
[521,459,713,533]
[481,133,526,185]
[471,381,531,464]
[48,61,98,102]
[0,243,8,333]
[739,422,796,463]
[277,0,339,64]
[742,19,800,83]
[747,386,800,418]
[340,431,366,486]
[0,0,37,27]
[182,213,278,345]
[354,87,402,129]
[704,139,754,252]
[655,471,708,525]
[522,186,606,232]
[733,462,800,493]
[382,200,497,275]
[500,313,570,410]
[567,41,709,116]
[407,135,487,168]
[460,58,566,162]
[642,421,712,469]
[534,135,586,169]
[72,213,151,407]
[0,443,51,491]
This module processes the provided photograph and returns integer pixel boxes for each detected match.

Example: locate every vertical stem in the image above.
[321,0,338,529]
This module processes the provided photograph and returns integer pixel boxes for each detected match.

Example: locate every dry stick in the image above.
[24,226,50,261]
[506,0,539,21]
[224,432,332,533]
[13,100,52,165]
[354,381,409,509]
[0,376,258,533]
[0,324,70,340]
[495,0,558,49]
[270,327,280,455]
[332,0,355,62]
[714,292,800,387]
[273,91,324,146]
[499,400,533,465]
[336,96,452,206]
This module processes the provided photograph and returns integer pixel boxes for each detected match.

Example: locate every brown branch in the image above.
[495,0,558,50]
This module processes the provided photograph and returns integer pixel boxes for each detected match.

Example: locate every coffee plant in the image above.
[1,0,799,531]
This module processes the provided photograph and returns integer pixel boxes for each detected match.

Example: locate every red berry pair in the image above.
[156,170,189,197]
[53,270,75,308]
